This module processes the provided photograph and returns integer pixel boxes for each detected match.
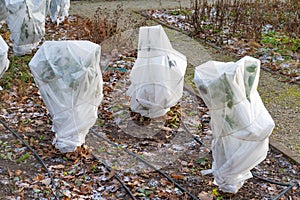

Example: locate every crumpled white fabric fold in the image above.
[194,56,275,193]
[29,41,103,153]
[0,0,7,27]
[127,25,187,118]
[0,35,9,79]
[49,0,70,25]
[5,0,46,55]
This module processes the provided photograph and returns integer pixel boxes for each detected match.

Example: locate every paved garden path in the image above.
[70,0,300,163]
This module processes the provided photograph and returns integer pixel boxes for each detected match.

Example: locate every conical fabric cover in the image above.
[29,41,103,153]
[0,35,9,78]
[0,0,6,27]
[194,56,275,193]
[127,25,187,118]
[49,0,70,24]
[5,0,46,55]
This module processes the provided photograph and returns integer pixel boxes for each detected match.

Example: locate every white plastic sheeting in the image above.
[194,56,275,193]
[0,0,6,27]
[5,0,46,56]
[49,0,70,24]
[29,41,103,153]
[0,35,9,79]
[127,25,187,118]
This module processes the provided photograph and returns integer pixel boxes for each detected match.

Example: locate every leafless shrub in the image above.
[89,4,123,44]
[187,0,300,43]
[88,4,146,66]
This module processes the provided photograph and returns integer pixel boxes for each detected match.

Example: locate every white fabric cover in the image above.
[0,35,9,79]
[49,0,70,24]
[127,25,187,118]
[29,41,103,153]
[194,56,275,193]
[0,0,6,27]
[5,0,46,56]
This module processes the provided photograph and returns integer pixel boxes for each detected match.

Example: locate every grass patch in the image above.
[261,31,300,52]
[0,55,33,94]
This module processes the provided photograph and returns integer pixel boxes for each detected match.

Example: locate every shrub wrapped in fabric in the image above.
[29,41,103,153]
[127,25,187,118]
[5,0,46,56]
[194,56,275,193]
[0,35,9,79]
[0,0,6,27]
[49,0,70,24]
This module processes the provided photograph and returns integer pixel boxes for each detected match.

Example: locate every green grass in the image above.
[261,31,300,53]
[0,54,33,90]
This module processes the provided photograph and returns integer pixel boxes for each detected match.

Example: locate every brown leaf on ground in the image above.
[49,164,65,170]
[198,191,213,200]
[171,174,184,179]
[7,169,13,177]
[15,169,22,176]
[107,169,115,181]
[41,178,51,186]
[33,173,43,181]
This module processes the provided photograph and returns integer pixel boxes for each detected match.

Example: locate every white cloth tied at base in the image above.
[194,56,275,193]
[29,41,103,153]
[127,25,187,118]
[5,0,46,56]
[0,0,6,27]
[49,0,70,25]
[0,35,9,79]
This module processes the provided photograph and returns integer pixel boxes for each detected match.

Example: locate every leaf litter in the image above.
[0,11,299,200]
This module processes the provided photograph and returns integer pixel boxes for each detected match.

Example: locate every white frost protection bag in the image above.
[0,35,9,79]
[0,0,6,27]
[49,0,70,24]
[127,25,187,118]
[194,56,275,193]
[5,0,46,56]
[29,41,103,153]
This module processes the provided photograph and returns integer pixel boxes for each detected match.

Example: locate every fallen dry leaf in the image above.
[107,169,115,181]
[7,169,13,177]
[41,178,51,186]
[198,191,213,200]
[15,169,22,176]
[50,164,65,170]
[33,173,43,181]
[171,174,184,179]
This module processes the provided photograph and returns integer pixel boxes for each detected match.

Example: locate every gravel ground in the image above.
[70,0,300,162]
